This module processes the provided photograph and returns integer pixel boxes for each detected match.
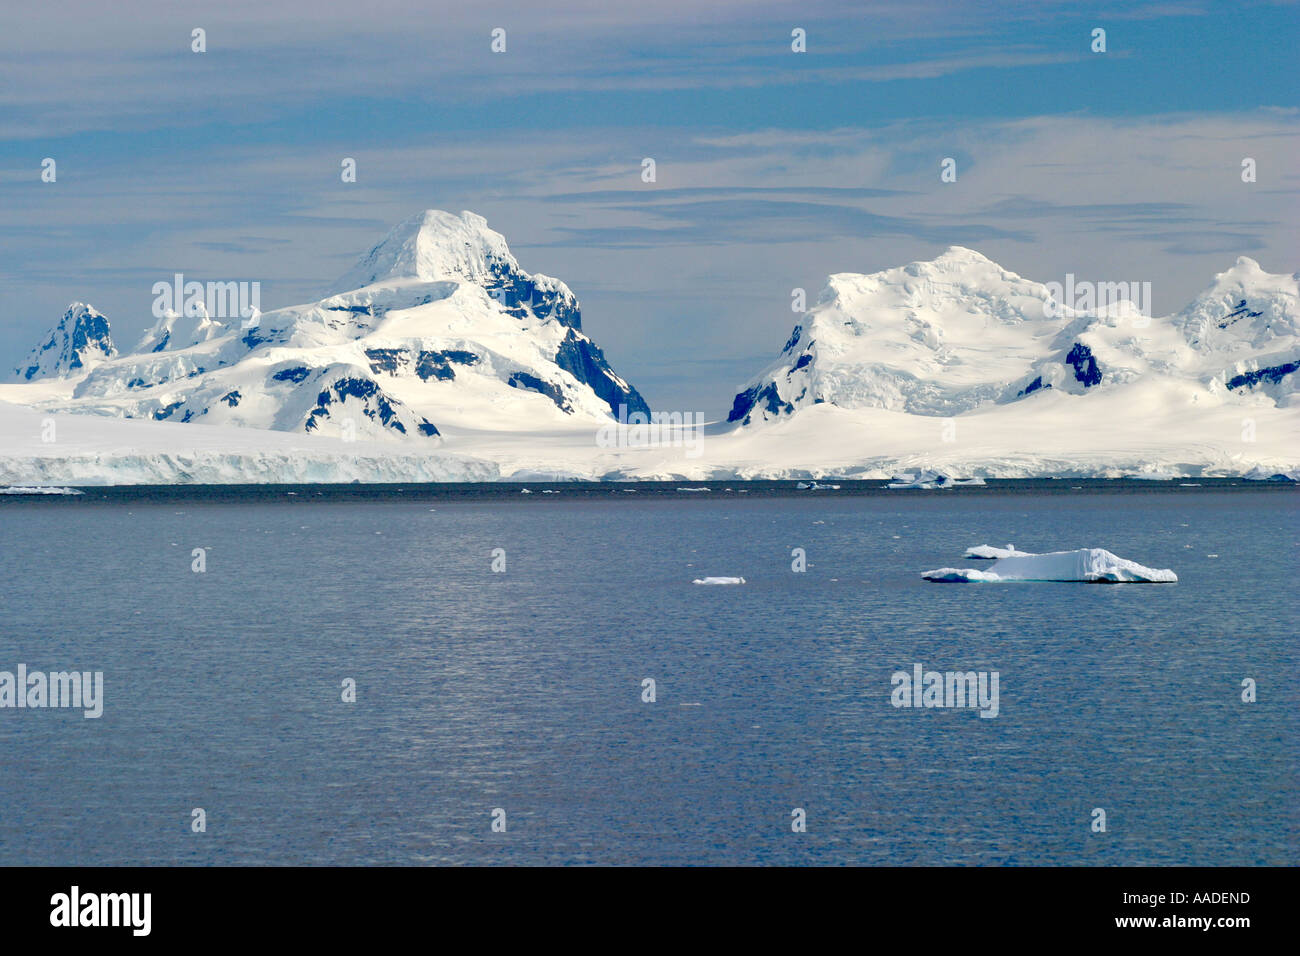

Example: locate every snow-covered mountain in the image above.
[2,235,1295,483]
[729,248,1298,423]
[13,210,649,442]
[13,303,116,381]
[136,302,228,354]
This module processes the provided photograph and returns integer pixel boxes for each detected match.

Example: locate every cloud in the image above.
[549,198,1032,247]
[1,0,1295,412]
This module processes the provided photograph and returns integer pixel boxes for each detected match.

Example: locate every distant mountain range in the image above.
[10,210,648,442]
[2,210,1296,482]
[730,246,1297,423]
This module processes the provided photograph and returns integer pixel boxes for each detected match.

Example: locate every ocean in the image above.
[0,480,1295,865]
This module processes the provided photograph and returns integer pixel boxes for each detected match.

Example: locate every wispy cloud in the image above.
[1,1,1295,413]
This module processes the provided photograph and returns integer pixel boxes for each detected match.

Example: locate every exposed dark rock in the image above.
[728,381,793,424]
[508,371,572,413]
[1018,376,1052,397]
[1226,359,1298,390]
[553,329,650,418]
[1066,342,1102,387]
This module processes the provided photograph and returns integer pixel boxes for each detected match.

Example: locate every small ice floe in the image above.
[1125,470,1185,481]
[923,548,1176,584]
[796,481,841,490]
[963,543,1031,560]
[693,576,745,585]
[677,486,711,492]
[520,488,532,494]
[888,470,984,490]
[0,486,84,495]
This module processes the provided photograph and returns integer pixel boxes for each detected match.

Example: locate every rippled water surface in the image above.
[1,482,1295,865]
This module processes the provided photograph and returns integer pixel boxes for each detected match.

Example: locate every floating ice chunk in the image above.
[1125,470,1186,481]
[923,548,1176,583]
[889,470,943,489]
[963,543,1031,560]
[0,485,84,495]
[923,567,1000,582]
[693,576,745,585]
[797,481,841,490]
[888,470,983,490]
[677,486,711,492]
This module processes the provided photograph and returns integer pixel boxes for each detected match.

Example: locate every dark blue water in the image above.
[1,483,1295,865]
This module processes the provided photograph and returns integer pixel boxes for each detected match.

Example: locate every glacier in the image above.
[0,401,498,485]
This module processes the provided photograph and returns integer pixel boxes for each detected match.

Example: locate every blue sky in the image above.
[1,0,1296,414]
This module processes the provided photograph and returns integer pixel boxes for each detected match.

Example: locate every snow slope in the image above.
[9,210,649,445]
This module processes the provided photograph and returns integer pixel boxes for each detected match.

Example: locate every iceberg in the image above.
[0,485,84,495]
[963,543,1031,560]
[923,548,1177,583]
[693,576,745,585]
[888,470,985,490]
[797,481,841,490]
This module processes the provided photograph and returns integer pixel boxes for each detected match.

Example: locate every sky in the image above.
[1,0,1296,416]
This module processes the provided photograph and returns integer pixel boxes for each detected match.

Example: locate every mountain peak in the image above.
[1172,254,1299,349]
[891,246,1010,283]
[329,209,519,294]
[13,301,116,381]
[936,245,993,264]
